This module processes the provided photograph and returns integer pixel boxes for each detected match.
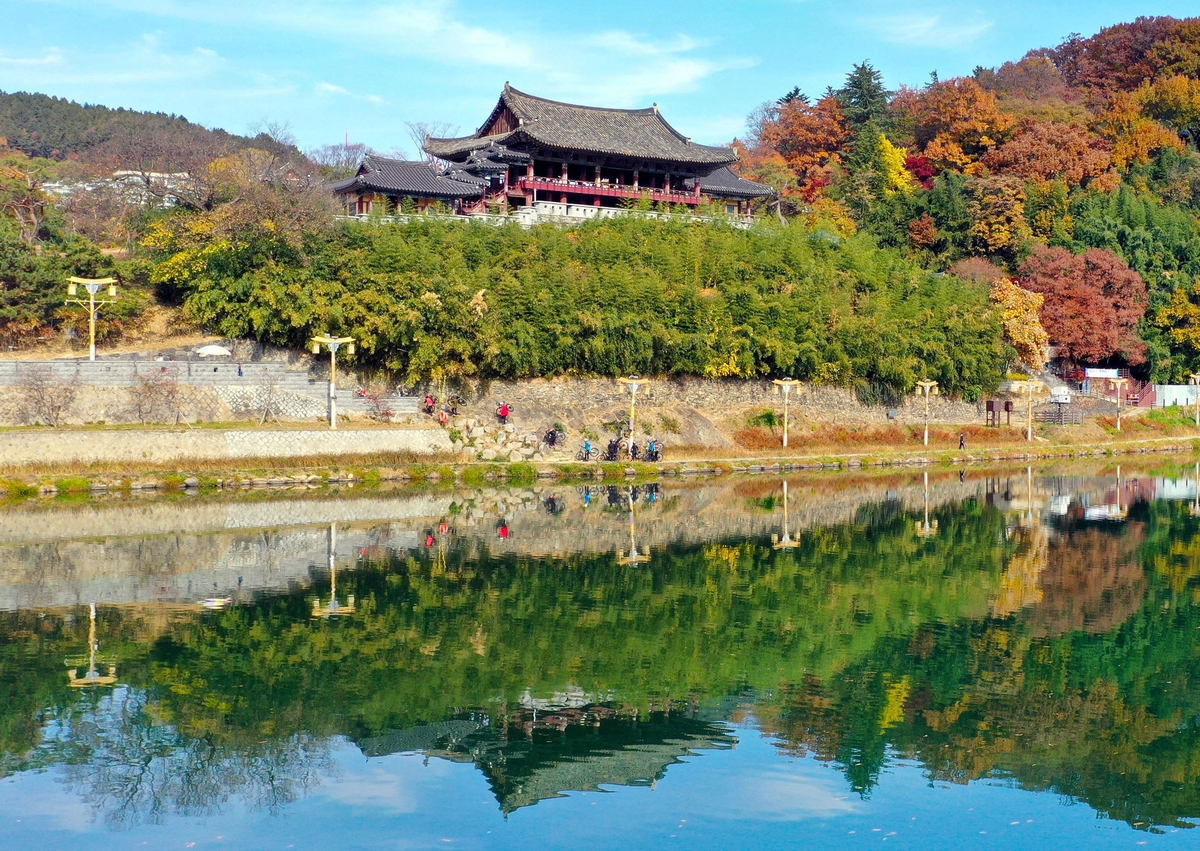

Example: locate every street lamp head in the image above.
[311,340,321,355]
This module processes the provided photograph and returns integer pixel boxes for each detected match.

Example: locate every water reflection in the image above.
[1,467,1199,842]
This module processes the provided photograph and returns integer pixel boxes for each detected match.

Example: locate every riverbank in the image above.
[1,427,1196,501]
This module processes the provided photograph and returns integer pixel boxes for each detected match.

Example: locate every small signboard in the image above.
[1051,387,1072,405]
[1085,368,1120,379]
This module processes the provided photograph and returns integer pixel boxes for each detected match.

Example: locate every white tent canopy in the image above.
[195,345,233,357]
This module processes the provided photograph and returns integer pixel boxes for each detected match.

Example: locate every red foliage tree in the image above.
[1017,246,1148,364]
[1044,16,1182,91]
[980,120,1115,189]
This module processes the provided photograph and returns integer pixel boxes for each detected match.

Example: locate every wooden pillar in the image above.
[594,198,601,207]
[562,162,569,181]
[694,177,701,200]
[632,170,639,190]
[526,162,534,179]
[594,164,601,186]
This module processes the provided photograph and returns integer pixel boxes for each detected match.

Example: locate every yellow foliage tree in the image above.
[879,135,916,195]
[990,277,1049,372]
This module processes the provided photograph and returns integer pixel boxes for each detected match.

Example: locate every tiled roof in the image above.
[425,84,738,167]
[689,166,776,199]
[331,156,484,199]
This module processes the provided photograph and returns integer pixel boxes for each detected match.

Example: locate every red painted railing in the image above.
[514,177,700,205]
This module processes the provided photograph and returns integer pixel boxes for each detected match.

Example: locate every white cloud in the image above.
[316,82,385,105]
[865,13,992,48]
[0,47,65,67]
[0,33,222,88]
[706,768,858,821]
[65,0,746,110]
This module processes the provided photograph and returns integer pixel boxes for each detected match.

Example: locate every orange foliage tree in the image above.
[758,96,851,188]
[913,78,1013,170]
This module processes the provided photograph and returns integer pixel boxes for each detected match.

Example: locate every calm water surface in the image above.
[1,468,1198,849]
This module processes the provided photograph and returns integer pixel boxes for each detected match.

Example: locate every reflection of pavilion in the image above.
[66,603,118,688]
[312,524,355,618]
[356,705,734,813]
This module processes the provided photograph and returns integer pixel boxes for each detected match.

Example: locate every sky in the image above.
[1,1,1198,155]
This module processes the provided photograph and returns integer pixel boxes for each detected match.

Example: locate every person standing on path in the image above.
[959,433,966,450]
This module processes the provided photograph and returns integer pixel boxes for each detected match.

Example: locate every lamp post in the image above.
[1190,373,1200,427]
[772,378,801,448]
[915,379,938,446]
[65,277,117,362]
[310,333,355,430]
[616,376,649,437]
[1112,377,1128,432]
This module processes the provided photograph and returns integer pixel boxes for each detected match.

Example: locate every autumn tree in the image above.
[758,96,851,188]
[1154,279,1200,374]
[913,78,1013,169]
[1093,90,1187,168]
[989,277,1049,371]
[980,121,1116,189]
[1018,246,1148,364]
[966,175,1031,257]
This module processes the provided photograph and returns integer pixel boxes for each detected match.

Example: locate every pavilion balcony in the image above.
[514,176,700,205]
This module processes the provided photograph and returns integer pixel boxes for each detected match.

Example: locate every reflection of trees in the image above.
[1029,521,1147,635]
[3,495,1200,831]
[51,687,331,829]
[756,506,1200,830]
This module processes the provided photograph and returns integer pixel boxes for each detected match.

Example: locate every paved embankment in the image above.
[0,426,451,466]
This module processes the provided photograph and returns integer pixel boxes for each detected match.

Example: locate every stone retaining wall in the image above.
[0,427,451,466]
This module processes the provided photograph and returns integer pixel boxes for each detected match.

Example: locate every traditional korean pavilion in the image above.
[333,84,772,218]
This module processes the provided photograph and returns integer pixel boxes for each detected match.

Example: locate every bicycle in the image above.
[575,446,594,461]
[543,428,567,449]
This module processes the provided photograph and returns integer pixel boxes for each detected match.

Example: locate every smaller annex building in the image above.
[333,85,773,219]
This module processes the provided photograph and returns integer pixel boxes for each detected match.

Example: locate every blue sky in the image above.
[1,1,1197,155]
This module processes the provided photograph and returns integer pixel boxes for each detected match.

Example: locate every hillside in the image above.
[735,15,1200,383]
[5,14,1200,395]
[0,90,296,165]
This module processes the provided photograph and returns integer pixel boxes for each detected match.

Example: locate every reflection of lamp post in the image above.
[915,470,938,537]
[1025,379,1036,441]
[616,376,649,436]
[67,603,118,688]
[313,523,355,617]
[1112,377,1128,432]
[773,480,800,550]
[772,378,801,448]
[618,487,651,565]
[310,333,356,430]
[916,379,938,446]
[1190,373,1200,427]
[66,277,117,362]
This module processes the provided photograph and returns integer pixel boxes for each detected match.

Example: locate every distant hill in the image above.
[0,90,296,164]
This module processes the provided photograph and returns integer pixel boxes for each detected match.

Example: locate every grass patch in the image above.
[52,476,92,494]
[460,466,488,487]
[507,463,538,485]
[0,478,37,498]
